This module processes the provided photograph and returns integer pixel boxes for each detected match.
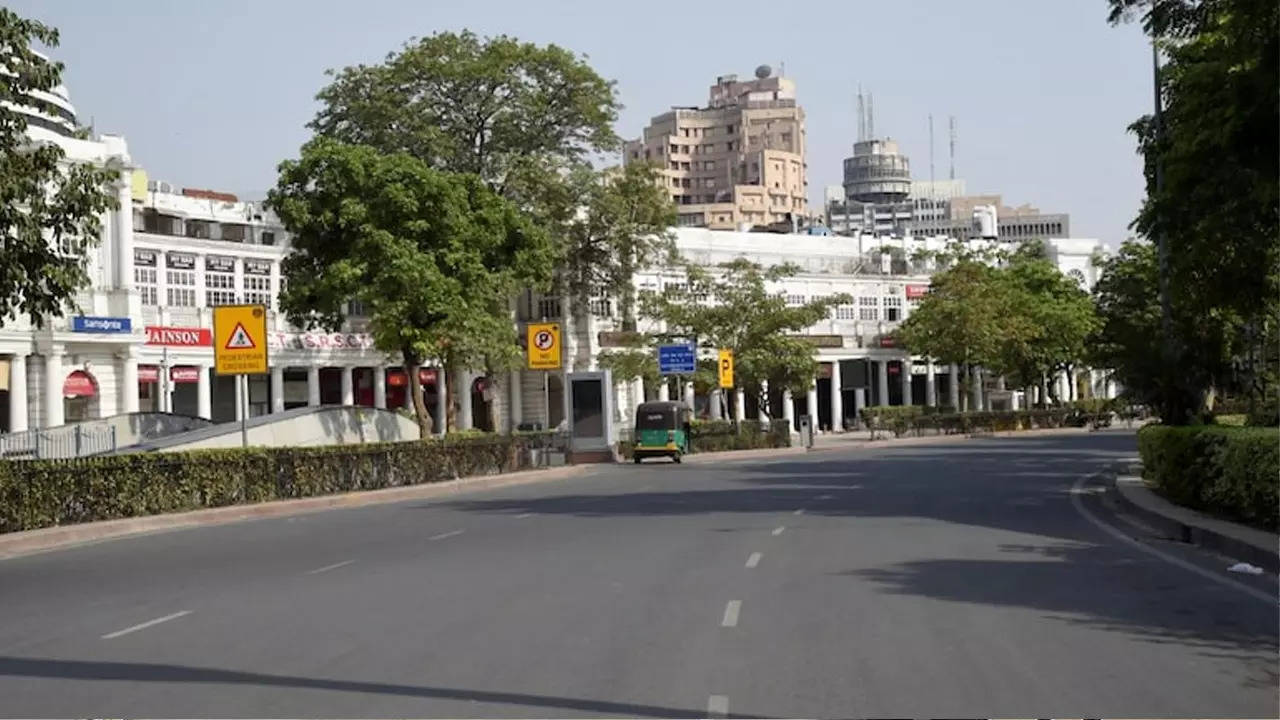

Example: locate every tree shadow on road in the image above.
[0,655,764,718]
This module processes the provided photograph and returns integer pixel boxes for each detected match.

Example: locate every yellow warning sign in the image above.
[527,323,561,370]
[718,348,734,388]
[213,304,268,375]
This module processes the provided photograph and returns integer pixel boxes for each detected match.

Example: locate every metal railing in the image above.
[0,424,117,460]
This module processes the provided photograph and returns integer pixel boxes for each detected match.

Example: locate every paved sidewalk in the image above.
[1111,471,1279,573]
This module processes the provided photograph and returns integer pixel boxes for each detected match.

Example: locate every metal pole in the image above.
[240,374,248,448]
[1151,36,1177,421]
[542,370,549,432]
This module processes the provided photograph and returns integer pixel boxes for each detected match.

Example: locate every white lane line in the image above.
[816,493,834,499]
[707,694,729,718]
[772,526,786,536]
[745,552,762,568]
[1070,474,1276,606]
[515,513,534,519]
[305,560,354,575]
[793,508,805,516]
[721,600,741,627]
[429,529,465,541]
[101,610,191,640]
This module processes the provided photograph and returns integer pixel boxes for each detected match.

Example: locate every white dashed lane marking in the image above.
[101,610,191,640]
[745,552,762,568]
[429,530,465,541]
[305,560,354,575]
[771,526,786,536]
[793,508,805,515]
[721,600,741,627]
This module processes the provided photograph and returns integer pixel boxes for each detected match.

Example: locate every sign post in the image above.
[527,323,561,431]
[213,305,269,447]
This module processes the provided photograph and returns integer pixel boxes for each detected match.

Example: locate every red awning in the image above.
[63,370,97,397]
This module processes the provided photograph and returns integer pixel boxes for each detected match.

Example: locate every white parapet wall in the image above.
[125,406,421,453]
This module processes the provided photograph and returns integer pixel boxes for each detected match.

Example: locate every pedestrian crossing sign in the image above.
[213,304,269,375]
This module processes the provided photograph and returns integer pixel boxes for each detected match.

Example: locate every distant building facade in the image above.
[623,65,807,230]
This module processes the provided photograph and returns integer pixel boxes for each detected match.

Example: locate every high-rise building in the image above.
[623,65,807,230]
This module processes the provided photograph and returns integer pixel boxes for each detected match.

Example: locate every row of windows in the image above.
[136,268,275,309]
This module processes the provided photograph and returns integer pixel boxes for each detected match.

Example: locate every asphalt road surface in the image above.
[0,430,1276,717]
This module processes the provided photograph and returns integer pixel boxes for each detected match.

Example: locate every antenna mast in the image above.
[867,93,875,139]
[949,115,956,180]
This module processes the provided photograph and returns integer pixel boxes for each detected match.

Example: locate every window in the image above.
[245,276,273,308]
[670,161,679,170]
[260,231,276,246]
[681,162,690,171]
[536,297,562,318]
[883,296,903,322]
[858,296,878,321]
[135,267,158,306]
[184,220,212,239]
[726,141,734,151]
[166,270,196,307]
[703,160,716,171]
[834,305,857,320]
[588,298,612,317]
[785,294,805,306]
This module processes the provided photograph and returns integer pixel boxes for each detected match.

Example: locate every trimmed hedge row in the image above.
[618,419,791,458]
[0,433,558,534]
[859,406,1111,438]
[1137,424,1279,531]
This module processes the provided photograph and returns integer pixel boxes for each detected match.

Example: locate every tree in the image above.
[895,260,1029,410]
[268,139,553,437]
[310,30,619,212]
[1108,0,1279,422]
[0,9,117,326]
[997,244,1100,403]
[642,259,850,417]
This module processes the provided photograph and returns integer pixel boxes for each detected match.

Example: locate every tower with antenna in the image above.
[856,87,865,142]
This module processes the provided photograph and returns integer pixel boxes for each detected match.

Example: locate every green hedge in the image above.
[0,433,558,534]
[858,406,1109,438]
[1137,424,1280,530]
[617,419,791,458]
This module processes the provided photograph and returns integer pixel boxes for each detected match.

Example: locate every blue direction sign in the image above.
[71,316,132,333]
[657,343,697,375]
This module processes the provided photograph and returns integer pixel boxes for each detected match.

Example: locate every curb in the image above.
[0,464,589,561]
[1108,469,1279,573]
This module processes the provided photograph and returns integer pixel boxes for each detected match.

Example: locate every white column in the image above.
[307,365,320,406]
[435,367,448,435]
[8,354,27,432]
[830,361,844,431]
[507,369,522,430]
[114,171,134,291]
[806,381,818,430]
[658,379,670,401]
[733,388,746,421]
[631,376,645,413]
[683,381,695,411]
[949,363,960,409]
[758,380,770,422]
[195,364,211,419]
[1105,376,1116,400]
[901,358,913,406]
[340,365,354,406]
[404,371,414,410]
[269,366,284,414]
[44,348,63,428]
[120,350,139,414]
[925,359,937,407]
[456,368,473,430]
[782,388,795,430]
[876,359,889,408]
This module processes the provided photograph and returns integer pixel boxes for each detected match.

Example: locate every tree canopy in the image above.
[642,259,850,413]
[1106,0,1278,422]
[0,9,117,326]
[268,139,554,436]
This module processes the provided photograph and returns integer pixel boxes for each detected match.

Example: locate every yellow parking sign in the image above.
[213,304,269,375]
[527,323,561,370]
[718,349,734,388]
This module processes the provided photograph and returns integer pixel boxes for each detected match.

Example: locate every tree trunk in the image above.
[403,351,432,439]
[620,255,638,333]
[445,362,458,432]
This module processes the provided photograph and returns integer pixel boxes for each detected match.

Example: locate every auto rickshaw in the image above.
[632,401,692,463]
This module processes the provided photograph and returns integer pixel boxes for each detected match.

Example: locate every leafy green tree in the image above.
[0,9,117,326]
[895,260,1029,410]
[642,259,849,417]
[268,139,553,437]
[1107,0,1278,422]
[997,243,1100,402]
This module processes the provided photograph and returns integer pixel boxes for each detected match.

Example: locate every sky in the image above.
[13,0,1152,245]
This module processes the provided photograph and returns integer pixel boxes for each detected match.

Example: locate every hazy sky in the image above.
[14,0,1152,244]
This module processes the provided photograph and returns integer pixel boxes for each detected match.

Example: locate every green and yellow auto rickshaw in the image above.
[632,401,693,463]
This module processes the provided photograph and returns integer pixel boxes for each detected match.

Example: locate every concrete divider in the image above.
[121,405,420,453]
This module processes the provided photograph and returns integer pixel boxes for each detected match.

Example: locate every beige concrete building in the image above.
[623,66,807,230]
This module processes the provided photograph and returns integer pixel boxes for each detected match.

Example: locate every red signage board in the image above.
[905,284,929,299]
[170,366,201,383]
[879,336,897,348]
[138,365,159,383]
[145,326,212,347]
[387,368,438,387]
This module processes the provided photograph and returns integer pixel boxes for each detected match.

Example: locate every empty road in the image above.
[0,430,1275,717]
